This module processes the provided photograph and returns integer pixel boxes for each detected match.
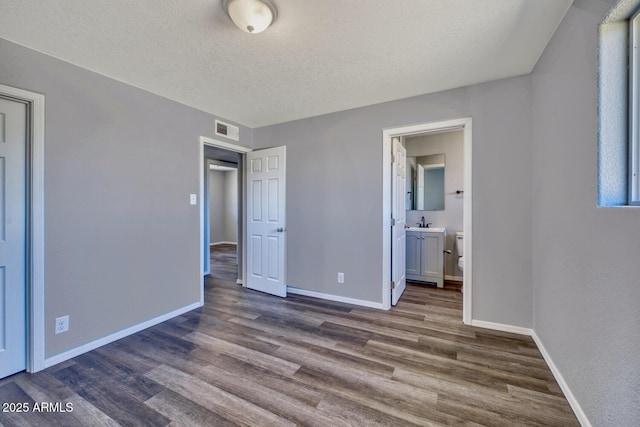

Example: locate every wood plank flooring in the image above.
[0,244,578,426]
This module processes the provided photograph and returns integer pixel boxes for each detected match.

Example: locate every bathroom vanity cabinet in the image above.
[406,228,445,287]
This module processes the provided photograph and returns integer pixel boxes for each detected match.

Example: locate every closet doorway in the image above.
[200,137,251,299]
[206,156,239,279]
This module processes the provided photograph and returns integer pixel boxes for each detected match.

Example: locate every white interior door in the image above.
[391,138,407,305]
[246,146,286,297]
[0,97,27,378]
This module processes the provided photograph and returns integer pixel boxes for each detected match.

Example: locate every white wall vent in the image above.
[215,120,239,141]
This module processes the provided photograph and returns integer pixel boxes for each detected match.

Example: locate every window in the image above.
[597,1,640,207]
[630,11,640,204]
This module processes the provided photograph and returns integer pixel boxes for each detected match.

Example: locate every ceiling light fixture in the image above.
[222,0,278,34]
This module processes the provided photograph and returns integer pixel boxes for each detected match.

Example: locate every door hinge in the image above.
[391,218,396,226]
[391,281,396,290]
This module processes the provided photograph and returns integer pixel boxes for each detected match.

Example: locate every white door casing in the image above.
[391,138,407,305]
[0,97,27,378]
[246,146,286,297]
[382,118,471,322]
[199,136,252,296]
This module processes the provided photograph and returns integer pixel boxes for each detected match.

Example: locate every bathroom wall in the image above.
[406,131,464,280]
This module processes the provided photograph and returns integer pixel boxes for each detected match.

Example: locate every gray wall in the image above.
[254,75,533,327]
[209,170,226,244]
[7,9,634,422]
[531,1,640,425]
[0,39,252,358]
[406,131,464,280]
[224,170,239,242]
[209,169,238,244]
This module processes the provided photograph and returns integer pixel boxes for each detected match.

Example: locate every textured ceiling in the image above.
[0,0,572,127]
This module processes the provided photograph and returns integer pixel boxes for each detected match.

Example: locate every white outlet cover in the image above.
[190,194,197,205]
[55,315,69,334]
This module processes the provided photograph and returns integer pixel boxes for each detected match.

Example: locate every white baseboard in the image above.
[445,274,463,282]
[43,301,202,369]
[470,320,590,426]
[236,279,243,285]
[531,331,592,427]
[470,319,533,336]
[287,286,385,310]
[210,241,237,246]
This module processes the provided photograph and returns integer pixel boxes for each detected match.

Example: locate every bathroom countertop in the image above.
[405,226,446,233]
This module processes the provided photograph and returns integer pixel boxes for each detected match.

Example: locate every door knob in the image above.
[276,227,284,232]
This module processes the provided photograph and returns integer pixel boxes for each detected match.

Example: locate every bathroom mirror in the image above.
[406,153,445,211]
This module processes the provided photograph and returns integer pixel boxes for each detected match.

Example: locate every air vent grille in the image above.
[215,120,239,141]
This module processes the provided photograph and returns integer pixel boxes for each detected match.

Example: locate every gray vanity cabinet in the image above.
[406,229,445,287]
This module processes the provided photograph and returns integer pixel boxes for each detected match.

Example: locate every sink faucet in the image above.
[417,216,432,228]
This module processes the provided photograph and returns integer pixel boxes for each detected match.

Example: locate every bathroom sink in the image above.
[406,226,446,233]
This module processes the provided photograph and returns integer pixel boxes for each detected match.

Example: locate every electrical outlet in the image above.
[189,194,197,205]
[55,316,69,334]
[337,272,344,283]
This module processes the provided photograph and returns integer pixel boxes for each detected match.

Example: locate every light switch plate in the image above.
[190,194,197,205]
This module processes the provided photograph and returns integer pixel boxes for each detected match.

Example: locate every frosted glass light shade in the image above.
[225,0,277,34]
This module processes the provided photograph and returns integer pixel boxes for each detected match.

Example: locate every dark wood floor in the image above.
[209,243,239,282]
[0,244,578,426]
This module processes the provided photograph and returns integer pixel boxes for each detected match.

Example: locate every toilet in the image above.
[455,232,464,271]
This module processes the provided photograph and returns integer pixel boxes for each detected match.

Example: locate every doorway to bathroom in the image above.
[382,118,473,324]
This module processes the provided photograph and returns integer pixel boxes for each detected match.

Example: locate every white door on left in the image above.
[0,97,27,379]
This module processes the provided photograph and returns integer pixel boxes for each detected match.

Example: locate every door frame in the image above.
[382,117,473,324]
[199,136,251,301]
[0,84,46,373]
